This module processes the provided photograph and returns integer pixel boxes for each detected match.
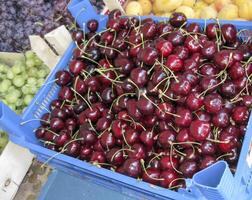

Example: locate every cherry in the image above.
[58,86,74,101]
[51,108,66,120]
[125,128,140,146]
[157,22,174,36]
[123,159,142,178]
[170,76,191,96]
[130,67,148,87]
[79,146,92,161]
[96,117,111,132]
[187,23,201,33]
[169,12,187,27]
[206,23,219,39]
[242,95,252,107]
[43,131,55,141]
[143,115,157,128]
[214,50,235,70]
[165,54,183,72]
[50,99,62,111]
[85,107,101,122]
[176,129,193,149]
[114,57,134,75]
[186,92,203,111]
[204,94,223,114]
[218,130,239,153]
[183,58,199,72]
[142,168,160,185]
[100,31,114,45]
[232,106,249,124]
[65,141,81,158]
[126,99,142,121]
[199,156,216,170]
[93,140,104,152]
[90,151,106,163]
[73,77,87,95]
[140,22,157,39]
[173,46,189,59]
[201,41,217,59]
[79,129,97,146]
[160,155,179,171]
[69,60,86,76]
[225,148,239,164]
[50,117,64,132]
[155,39,173,57]
[174,107,192,128]
[35,128,46,139]
[106,147,124,166]
[212,109,230,128]
[179,160,198,178]
[167,31,185,46]
[128,143,146,160]
[101,88,116,104]
[158,130,176,149]
[200,63,218,77]
[220,81,237,98]
[112,119,128,139]
[221,24,237,44]
[233,76,247,90]
[183,71,199,86]
[100,131,116,150]
[56,70,72,86]
[65,118,77,132]
[184,36,201,53]
[55,131,71,147]
[183,148,199,161]
[72,30,84,44]
[140,130,154,148]
[189,120,211,141]
[229,62,245,80]
[194,110,211,122]
[138,47,158,66]
[107,19,120,32]
[155,102,174,121]
[200,77,219,93]
[87,19,98,32]
[159,170,178,188]
[136,96,154,115]
[200,141,216,155]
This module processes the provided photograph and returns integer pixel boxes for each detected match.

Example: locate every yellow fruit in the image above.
[138,0,152,15]
[218,4,238,19]
[202,0,215,4]
[125,1,143,16]
[214,0,232,12]
[152,2,159,14]
[182,0,196,7]
[161,12,172,18]
[234,0,248,6]
[153,0,183,12]
[234,18,247,21]
[176,6,195,18]
[194,9,201,18]
[200,6,217,19]
[239,1,252,20]
[194,1,208,10]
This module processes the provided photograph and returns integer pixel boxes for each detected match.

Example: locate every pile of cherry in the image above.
[35,10,252,190]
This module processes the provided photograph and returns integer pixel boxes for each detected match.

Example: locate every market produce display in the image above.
[0,51,50,153]
[125,0,252,20]
[32,11,252,189]
[0,0,73,52]
[90,0,106,13]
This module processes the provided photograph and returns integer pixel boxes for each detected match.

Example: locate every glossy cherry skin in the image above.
[212,109,230,128]
[50,118,65,132]
[106,147,124,166]
[174,107,192,128]
[130,67,148,87]
[169,12,187,27]
[158,130,176,149]
[87,19,98,32]
[184,36,201,53]
[165,54,183,72]
[111,119,128,139]
[138,47,158,66]
[229,62,245,80]
[114,57,134,75]
[203,94,223,114]
[90,151,106,164]
[140,130,155,148]
[140,22,157,39]
[69,60,86,76]
[125,128,140,146]
[128,143,146,160]
[96,117,111,132]
[186,92,204,111]
[65,141,81,158]
[136,96,154,115]
[176,129,194,149]
[200,141,216,155]
[123,159,142,178]
[155,39,173,57]
[155,102,175,121]
[79,129,97,146]
[142,168,161,185]
[126,99,142,121]
[160,156,179,171]
[221,24,237,44]
[100,131,116,150]
[173,46,189,59]
[242,95,252,107]
[206,23,219,39]
[159,170,178,188]
[189,120,211,141]
[218,130,239,153]
[232,106,249,124]
[187,23,201,33]
[167,31,185,46]
[35,128,46,139]
[179,160,198,178]
[58,86,74,101]
[79,146,92,161]
[170,76,191,96]
[201,41,217,59]
[199,156,216,170]
[213,50,235,70]
[85,107,101,122]
[225,148,239,164]
[56,70,72,86]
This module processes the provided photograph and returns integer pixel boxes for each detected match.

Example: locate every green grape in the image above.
[21,84,30,95]
[20,73,28,81]
[25,51,35,59]
[37,78,45,88]
[6,90,20,104]
[27,77,37,85]
[24,94,33,106]
[13,75,25,87]
[29,86,38,94]
[0,79,11,93]
[37,69,48,78]
[26,59,35,68]
[0,64,9,73]
[8,104,16,111]
[34,58,43,67]
[6,70,14,80]
[15,99,23,107]
[2,99,8,105]
[11,65,22,75]
[28,68,37,77]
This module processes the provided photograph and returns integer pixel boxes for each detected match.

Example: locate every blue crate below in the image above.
[38,170,138,200]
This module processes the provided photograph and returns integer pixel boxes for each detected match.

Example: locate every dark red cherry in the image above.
[232,106,249,124]
[173,46,189,59]
[165,54,183,72]
[189,120,211,141]
[79,129,97,146]
[199,156,216,170]
[130,67,148,87]
[136,96,154,115]
[212,109,230,128]
[90,151,106,163]
[87,19,98,32]
[155,102,175,121]
[206,23,219,39]
[169,12,187,27]
[58,86,74,101]
[128,143,146,160]
[123,159,142,178]
[140,22,157,39]
[158,130,176,149]
[160,156,179,171]
[114,57,134,75]
[138,47,158,66]
[111,119,128,139]
[221,24,237,44]
[160,170,178,188]
[201,41,217,59]
[167,31,185,46]
[125,128,140,146]
[56,70,72,86]
[50,117,65,132]
[69,60,86,76]
[179,160,198,178]
[65,141,81,158]
[174,107,192,128]
[200,141,216,155]
[140,130,154,148]
[155,39,173,57]
[186,92,204,111]
[100,131,116,150]
[229,62,245,80]
[106,147,124,166]
[170,76,191,96]
[204,94,223,114]
[218,130,239,153]
[142,168,160,185]
[187,23,201,33]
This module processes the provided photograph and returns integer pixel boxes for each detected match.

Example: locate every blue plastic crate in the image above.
[1,1,252,199]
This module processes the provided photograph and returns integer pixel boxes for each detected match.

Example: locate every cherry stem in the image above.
[206,138,229,144]
[87,119,98,135]
[111,148,134,162]
[140,159,165,181]
[20,118,49,126]
[95,69,123,84]
[156,60,178,82]
[70,87,92,109]
[127,79,140,99]
[216,152,232,161]
[158,89,180,102]
[46,129,59,137]
[147,153,163,168]
[168,178,186,189]
[92,162,116,168]
[109,92,135,112]
[170,144,183,174]
[95,42,123,55]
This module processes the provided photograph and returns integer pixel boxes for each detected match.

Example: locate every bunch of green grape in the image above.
[0,51,50,153]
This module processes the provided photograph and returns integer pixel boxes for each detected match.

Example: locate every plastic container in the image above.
[1,1,252,199]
